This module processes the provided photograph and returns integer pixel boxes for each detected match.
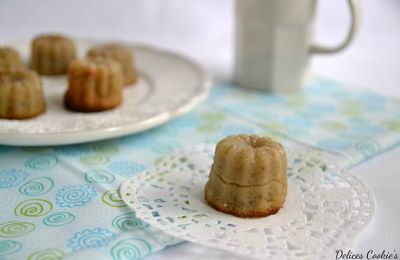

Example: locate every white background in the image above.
[1,0,399,259]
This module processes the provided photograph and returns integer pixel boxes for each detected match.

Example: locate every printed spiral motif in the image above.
[43,212,75,226]
[19,177,54,196]
[56,184,97,208]
[91,143,119,154]
[80,154,110,165]
[108,161,145,177]
[25,154,59,170]
[0,240,22,256]
[383,120,400,132]
[355,140,381,158]
[102,190,126,208]
[14,199,53,217]
[111,238,152,260]
[85,170,115,184]
[68,227,116,251]
[112,213,149,231]
[55,144,90,156]
[27,248,64,260]
[0,221,35,237]
[0,169,29,189]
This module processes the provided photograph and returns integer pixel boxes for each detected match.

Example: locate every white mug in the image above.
[234,0,360,93]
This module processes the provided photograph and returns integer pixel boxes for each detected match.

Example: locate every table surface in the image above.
[0,0,399,259]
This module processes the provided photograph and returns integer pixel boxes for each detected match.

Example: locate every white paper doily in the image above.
[120,144,375,260]
[0,39,211,146]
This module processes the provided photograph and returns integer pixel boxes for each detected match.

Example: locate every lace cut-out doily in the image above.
[120,145,375,259]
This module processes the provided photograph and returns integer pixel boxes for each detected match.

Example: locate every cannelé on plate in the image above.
[64,57,124,112]
[87,43,138,86]
[0,69,46,119]
[0,47,23,72]
[30,34,77,75]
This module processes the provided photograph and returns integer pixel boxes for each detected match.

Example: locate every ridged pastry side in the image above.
[0,47,23,72]
[205,134,288,218]
[205,171,286,218]
[0,70,46,119]
[87,43,137,86]
[212,134,287,186]
[30,34,76,75]
[64,57,123,112]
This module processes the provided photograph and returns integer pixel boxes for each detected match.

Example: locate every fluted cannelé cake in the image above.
[87,43,138,86]
[0,47,23,72]
[0,69,46,119]
[64,57,123,112]
[205,134,288,218]
[30,34,77,75]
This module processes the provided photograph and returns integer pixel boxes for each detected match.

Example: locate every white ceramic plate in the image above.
[0,39,211,146]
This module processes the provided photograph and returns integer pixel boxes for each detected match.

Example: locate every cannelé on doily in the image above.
[205,134,288,218]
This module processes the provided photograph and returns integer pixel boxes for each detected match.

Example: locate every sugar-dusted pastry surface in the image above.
[87,43,138,86]
[0,69,46,119]
[64,57,123,112]
[30,34,76,75]
[0,47,23,72]
[205,134,288,218]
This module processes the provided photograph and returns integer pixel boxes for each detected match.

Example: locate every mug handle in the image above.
[310,0,361,54]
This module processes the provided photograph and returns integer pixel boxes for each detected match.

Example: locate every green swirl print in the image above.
[14,199,53,217]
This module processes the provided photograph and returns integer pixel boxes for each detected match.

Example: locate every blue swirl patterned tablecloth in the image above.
[0,77,399,259]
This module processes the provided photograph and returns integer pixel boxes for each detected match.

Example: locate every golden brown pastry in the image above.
[0,69,46,119]
[87,43,137,86]
[205,134,288,218]
[30,34,76,75]
[64,57,123,112]
[0,47,23,72]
